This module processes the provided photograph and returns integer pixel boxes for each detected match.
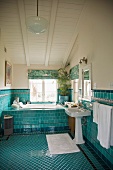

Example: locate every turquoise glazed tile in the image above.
[11,89,30,104]
[100,92,104,98]
[103,91,107,98]
[0,133,105,170]
[80,144,106,170]
[83,91,113,169]
[68,89,73,102]
[111,93,113,100]
[110,147,113,157]
[97,91,100,98]
[2,108,69,134]
[106,91,110,100]
[1,88,113,169]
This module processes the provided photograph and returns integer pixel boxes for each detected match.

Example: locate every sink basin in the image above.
[65,107,91,144]
[65,108,91,118]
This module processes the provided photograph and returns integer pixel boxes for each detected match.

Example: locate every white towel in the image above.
[110,109,113,146]
[93,102,99,124]
[97,104,112,149]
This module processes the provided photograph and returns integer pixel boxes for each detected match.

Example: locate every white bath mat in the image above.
[46,133,80,155]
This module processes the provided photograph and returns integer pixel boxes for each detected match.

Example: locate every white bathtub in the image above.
[20,103,63,109]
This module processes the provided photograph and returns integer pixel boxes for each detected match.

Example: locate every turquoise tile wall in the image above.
[0,89,12,117]
[0,89,30,135]
[69,89,73,102]
[11,89,30,104]
[0,89,12,135]
[92,90,113,100]
[82,89,113,169]
[2,109,69,133]
[0,89,30,112]
[0,89,69,134]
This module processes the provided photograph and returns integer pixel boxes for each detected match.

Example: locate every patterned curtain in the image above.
[69,65,79,80]
[28,70,58,79]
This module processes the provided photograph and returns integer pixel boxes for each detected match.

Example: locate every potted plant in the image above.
[57,68,71,104]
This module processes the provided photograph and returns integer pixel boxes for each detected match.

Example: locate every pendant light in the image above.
[26,0,48,34]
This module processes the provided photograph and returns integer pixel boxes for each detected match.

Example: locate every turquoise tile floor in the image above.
[0,132,111,170]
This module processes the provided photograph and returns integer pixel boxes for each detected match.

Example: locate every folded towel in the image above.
[11,104,19,109]
[93,102,99,124]
[110,109,113,146]
[97,104,112,149]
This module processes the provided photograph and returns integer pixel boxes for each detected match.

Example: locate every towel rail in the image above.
[92,97,113,105]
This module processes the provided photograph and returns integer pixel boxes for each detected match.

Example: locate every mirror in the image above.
[79,64,92,101]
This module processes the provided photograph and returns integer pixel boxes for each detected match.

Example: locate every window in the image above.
[29,79,57,102]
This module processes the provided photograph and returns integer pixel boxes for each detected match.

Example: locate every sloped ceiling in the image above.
[0,0,86,67]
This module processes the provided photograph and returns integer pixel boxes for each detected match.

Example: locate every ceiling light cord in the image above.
[37,0,38,16]
[26,0,48,34]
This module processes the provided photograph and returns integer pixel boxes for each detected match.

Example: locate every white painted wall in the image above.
[12,64,60,89]
[0,57,5,89]
[12,65,28,89]
[69,0,113,90]
[0,29,12,89]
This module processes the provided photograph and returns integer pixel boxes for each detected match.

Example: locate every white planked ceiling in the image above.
[0,0,86,67]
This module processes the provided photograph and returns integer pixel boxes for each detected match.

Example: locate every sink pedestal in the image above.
[73,117,85,144]
[65,107,91,144]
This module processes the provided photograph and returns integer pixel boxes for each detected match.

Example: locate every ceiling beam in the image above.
[45,0,58,66]
[65,35,79,65]
[62,1,88,67]
[17,0,30,66]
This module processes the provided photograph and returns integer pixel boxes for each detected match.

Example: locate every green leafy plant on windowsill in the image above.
[57,68,71,96]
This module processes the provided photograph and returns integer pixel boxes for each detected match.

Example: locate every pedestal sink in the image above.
[65,107,91,144]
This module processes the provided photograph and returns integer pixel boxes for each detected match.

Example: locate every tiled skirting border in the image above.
[13,126,69,134]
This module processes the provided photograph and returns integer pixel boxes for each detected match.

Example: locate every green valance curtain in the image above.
[28,65,80,80]
[28,70,58,79]
[69,64,79,80]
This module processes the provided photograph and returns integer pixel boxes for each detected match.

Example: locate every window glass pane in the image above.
[45,92,56,102]
[29,79,42,102]
[45,79,57,102]
[29,79,57,102]
[45,80,56,92]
